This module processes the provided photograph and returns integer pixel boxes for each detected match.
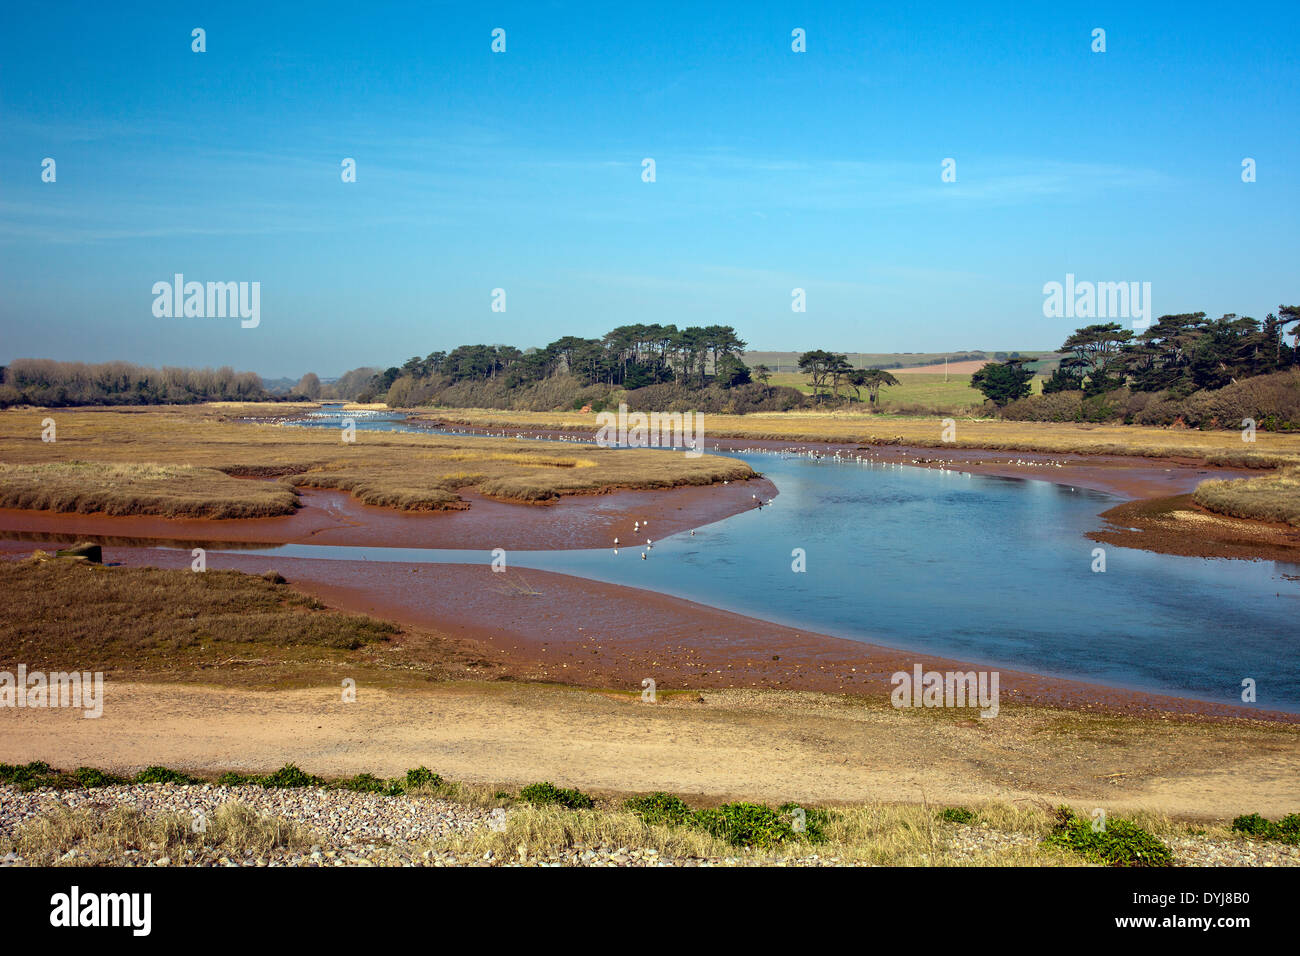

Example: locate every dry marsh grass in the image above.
[434,799,1179,866]
[434,407,1300,466]
[1,801,309,865]
[0,559,397,675]
[0,406,752,516]
[0,461,299,518]
[1193,468,1300,527]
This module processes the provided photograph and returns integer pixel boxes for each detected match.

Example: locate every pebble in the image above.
[3,783,1294,867]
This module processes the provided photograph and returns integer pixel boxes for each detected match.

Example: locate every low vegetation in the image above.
[0,761,193,791]
[1231,812,1300,844]
[432,407,1300,467]
[1,802,309,866]
[939,807,976,825]
[1193,467,1300,527]
[5,761,1282,866]
[0,560,397,678]
[0,461,300,518]
[0,760,506,806]
[0,406,754,515]
[520,781,595,810]
[1042,806,1174,867]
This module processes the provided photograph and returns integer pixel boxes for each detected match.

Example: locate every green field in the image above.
[767,372,1045,415]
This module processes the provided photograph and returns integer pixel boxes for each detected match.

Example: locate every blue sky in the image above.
[2,1,1297,378]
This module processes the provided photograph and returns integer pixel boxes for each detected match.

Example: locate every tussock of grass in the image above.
[403,777,513,809]
[1,802,309,865]
[437,800,1076,865]
[1193,468,1300,527]
[0,461,299,518]
[439,802,736,860]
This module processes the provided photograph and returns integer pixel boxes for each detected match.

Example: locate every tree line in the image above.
[364,323,751,400]
[972,306,1300,406]
[0,359,268,407]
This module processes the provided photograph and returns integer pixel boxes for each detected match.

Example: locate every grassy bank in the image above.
[0,405,753,516]
[1193,468,1300,527]
[0,558,400,682]
[430,407,1300,467]
[0,461,300,518]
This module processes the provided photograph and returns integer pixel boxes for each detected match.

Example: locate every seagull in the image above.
[614,537,619,545]
[641,552,647,560]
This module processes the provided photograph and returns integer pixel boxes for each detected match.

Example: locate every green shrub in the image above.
[1043,807,1173,867]
[625,792,693,827]
[939,807,976,825]
[217,764,324,789]
[404,767,444,791]
[134,765,199,785]
[690,802,798,849]
[216,771,257,787]
[258,763,324,789]
[1231,813,1274,836]
[75,767,128,788]
[519,781,594,810]
[333,772,402,795]
[0,761,67,790]
[3,762,136,790]
[1231,812,1300,844]
[779,802,829,843]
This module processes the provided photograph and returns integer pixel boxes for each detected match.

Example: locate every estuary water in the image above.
[258,408,1300,711]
